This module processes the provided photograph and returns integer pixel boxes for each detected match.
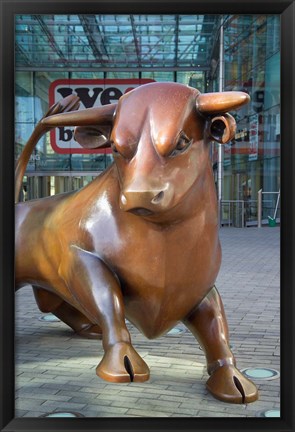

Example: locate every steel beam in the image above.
[35,15,67,63]
[78,15,108,61]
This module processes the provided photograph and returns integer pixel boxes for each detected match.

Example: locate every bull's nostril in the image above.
[121,194,127,205]
[152,191,164,204]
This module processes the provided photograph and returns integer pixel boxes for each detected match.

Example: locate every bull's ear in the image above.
[208,113,236,144]
[74,125,112,149]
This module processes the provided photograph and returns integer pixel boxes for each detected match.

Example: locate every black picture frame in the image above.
[0,0,294,431]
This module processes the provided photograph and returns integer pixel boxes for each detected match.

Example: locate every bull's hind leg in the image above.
[183,286,258,404]
[33,287,102,339]
[61,247,150,383]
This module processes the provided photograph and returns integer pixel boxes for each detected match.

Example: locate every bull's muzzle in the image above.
[120,184,171,216]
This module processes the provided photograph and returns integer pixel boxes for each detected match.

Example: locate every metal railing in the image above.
[221,200,244,227]
[257,190,280,228]
[221,191,280,228]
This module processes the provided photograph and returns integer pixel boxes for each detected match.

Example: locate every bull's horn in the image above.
[41,103,116,127]
[197,91,250,114]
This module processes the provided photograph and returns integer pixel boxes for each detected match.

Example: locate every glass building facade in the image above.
[209,15,280,225]
[15,14,280,225]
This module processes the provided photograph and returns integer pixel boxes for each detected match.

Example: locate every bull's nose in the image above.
[120,189,166,212]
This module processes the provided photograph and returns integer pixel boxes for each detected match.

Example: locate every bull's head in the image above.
[42,83,249,222]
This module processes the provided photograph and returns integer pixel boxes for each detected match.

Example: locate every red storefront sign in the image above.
[49,79,154,154]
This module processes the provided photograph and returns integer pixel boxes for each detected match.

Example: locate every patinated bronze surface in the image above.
[15,82,258,403]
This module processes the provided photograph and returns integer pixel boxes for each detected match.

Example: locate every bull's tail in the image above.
[15,95,80,203]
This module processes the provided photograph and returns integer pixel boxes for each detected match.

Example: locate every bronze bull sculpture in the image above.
[15,82,258,404]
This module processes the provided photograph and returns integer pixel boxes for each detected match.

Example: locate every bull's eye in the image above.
[170,133,192,157]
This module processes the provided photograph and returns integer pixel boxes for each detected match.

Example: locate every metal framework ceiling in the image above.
[15,14,220,71]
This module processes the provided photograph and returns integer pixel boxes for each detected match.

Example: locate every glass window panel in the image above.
[266,15,280,57]
[71,72,104,79]
[264,52,280,110]
[175,71,193,86]
[15,122,34,153]
[105,71,139,79]
[70,153,110,171]
[15,72,34,122]
[141,71,174,82]
[34,71,68,115]
[184,72,205,91]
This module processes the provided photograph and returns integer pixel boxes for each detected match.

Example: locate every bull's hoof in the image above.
[96,342,150,383]
[76,324,103,340]
[206,365,258,404]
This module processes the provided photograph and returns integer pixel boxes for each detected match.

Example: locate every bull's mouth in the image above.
[128,207,154,216]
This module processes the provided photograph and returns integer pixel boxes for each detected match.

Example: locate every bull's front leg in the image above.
[183,286,258,403]
[63,246,150,383]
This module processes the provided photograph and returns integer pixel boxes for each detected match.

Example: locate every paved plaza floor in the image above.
[15,227,280,418]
